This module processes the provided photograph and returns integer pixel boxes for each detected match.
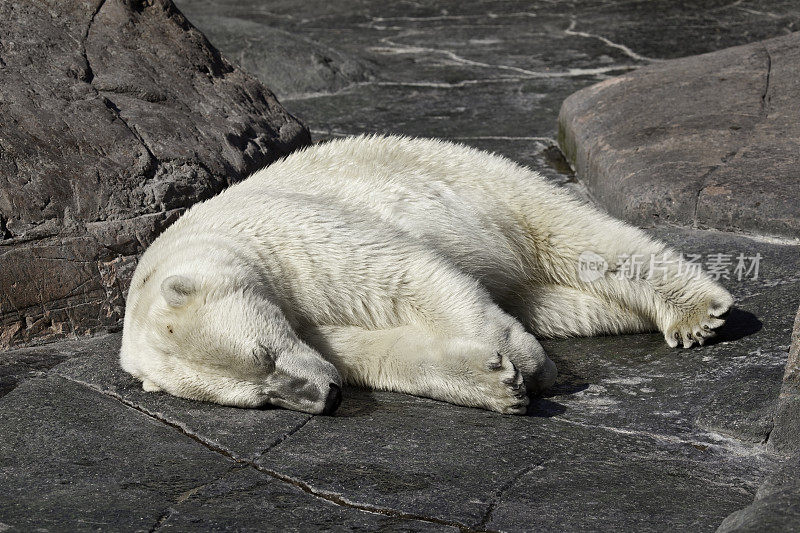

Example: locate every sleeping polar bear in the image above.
[120,135,733,415]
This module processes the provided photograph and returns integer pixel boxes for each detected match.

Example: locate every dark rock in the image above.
[0,373,451,532]
[757,454,800,502]
[717,455,800,533]
[0,0,310,349]
[0,375,234,531]
[783,305,800,387]
[768,394,800,457]
[558,32,800,239]
[694,365,782,445]
[717,489,800,533]
[767,305,800,456]
[284,77,594,143]
[0,335,459,532]
[156,468,457,532]
[51,341,764,531]
[171,6,373,98]
[0,331,121,399]
[485,430,753,533]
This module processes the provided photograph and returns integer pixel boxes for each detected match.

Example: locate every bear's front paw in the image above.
[662,284,733,348]
[481,352,529,414]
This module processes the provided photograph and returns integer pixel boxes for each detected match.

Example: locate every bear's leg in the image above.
[302,322,554,414]
[516,284,655,338]
[515,188,733,347]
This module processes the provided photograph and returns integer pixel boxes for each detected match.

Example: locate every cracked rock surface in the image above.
[0,0,310,349]
[2,0,800,531]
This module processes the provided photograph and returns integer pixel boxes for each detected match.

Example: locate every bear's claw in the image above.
[663,290,733,349]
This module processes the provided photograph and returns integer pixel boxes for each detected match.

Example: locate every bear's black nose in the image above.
[321,383,342,415]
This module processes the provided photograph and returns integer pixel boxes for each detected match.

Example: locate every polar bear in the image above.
[120,135,733,415]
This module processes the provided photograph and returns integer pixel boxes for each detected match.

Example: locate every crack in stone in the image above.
[564,18,662,64]
[707,0,744,12]
[368,12,540,24]
[692,45,774,231]
[147,470,242,532]
[97,95,158,176]
[737,5,783,19]
[283,64,634,102]
[476,462,546,529]
[372,78,542,88]
[54,373,488,532]
[80,0,107,84]
[147,507,175,533]
[81,0,159,178]
[761,45,772,117]
[761,415,776,447]
[256,415,314,457]
[692,165,723,229]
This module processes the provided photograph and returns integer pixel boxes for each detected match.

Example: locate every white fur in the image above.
[120,135,733,414]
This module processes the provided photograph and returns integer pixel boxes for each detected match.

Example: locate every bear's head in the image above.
[120,274,343,414]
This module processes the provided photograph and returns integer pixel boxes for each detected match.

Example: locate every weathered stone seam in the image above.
[146,471,243,533]
[564,18,661,63]
[256,415,314,458]
[81,0,107,84]
[147,507,175,533]
[54,373,486,532]
[95,95,159,172]
[761,45,772,117]
[551,416,767,458]
[373,32,639,78]
[692,165,723,229]
[82,0,160,177]
[364,12,541,24]
[476,460,550,529]
[691,45,773,232]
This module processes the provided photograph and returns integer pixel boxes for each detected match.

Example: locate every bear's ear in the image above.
[160,275,198,308]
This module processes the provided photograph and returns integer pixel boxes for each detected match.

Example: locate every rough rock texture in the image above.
[766,306,800,455]
[714,306,800,532]
[4,0,800,530]
[171,11,374,99]
[558,32,800,239]
[717,454,800,532]
[0,0,310,349]
[784,305,800,387]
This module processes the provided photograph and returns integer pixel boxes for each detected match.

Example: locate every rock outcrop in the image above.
[0,0,310,348]
[558,32,800,239]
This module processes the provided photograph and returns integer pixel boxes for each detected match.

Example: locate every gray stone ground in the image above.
[2,1,800,531]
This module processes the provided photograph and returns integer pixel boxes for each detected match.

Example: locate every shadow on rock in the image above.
[528,397,568,417]
[335,387,382,417]
[707,308,763,345]
[528,364,590,417]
